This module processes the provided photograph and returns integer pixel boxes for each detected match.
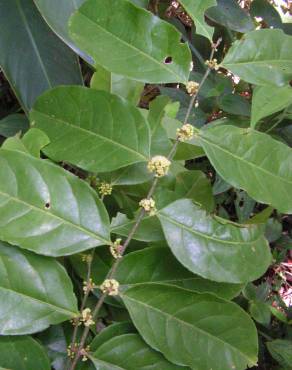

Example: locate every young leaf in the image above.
[198,125,292,213]
[222,29,292,86]
[175,170,215,212]
[31,86,150,173]
[91,322,136,352]
[115,246,243,299]
[90,333,185,369]
[0,243,78,335]
[0,149,110,256]
[158,199,271,283]
[69,0,191,83]
[0,336,51,370]
[179,0,216,40]
[91,66,144,106]
[251,85,292,127]
[0,0,82,112]
[122,284,258,370]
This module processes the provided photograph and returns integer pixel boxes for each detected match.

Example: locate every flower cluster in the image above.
[100,279,120,296]
[139,198,157,216]
[186,80,199,96]
[80,346,91,362]
[83,278,96,294]
[110,238,123,259]
[147,155,171,177]
[81,254,93,263]
[205,58,219,70]
[98,182,113,196]
[176,124,194,142]
[67,343,78,359]
[81,308,95,327]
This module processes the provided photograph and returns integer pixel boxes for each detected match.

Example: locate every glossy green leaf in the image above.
[267,340,292,369]
[251,85,292,127]
[90,333,185,369]
[206,0,255,33]
[33,0,93,63]
[111,212,164,242]
[0,243,77,335]
[69,0,191,83]
[0,0,82,112]
[91,66,144,106]
[91,322,136,352]
[249,301,271,326]
[0,114,29,138]
[250,0,283,30]
[115,247,243,299]
[218,94,251,117]
[199,125,292,213]
[175,170,215,212]
[222,29,292,86]
[122,284,258,370]
[31,86,150,173]
[179,0,216,40]
[0,149,110,256]
[148,96,172,156]
[158,199,271,283]
[0,336,50,370]
[99,163,152,187]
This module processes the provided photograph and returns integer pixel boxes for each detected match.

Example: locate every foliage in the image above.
[0,0,291,369]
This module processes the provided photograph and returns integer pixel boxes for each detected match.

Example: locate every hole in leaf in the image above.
[164,56,173,64]
[45,202,50,209]
[289,80,292,87]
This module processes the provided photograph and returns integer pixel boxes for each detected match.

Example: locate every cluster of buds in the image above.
[70,317,81,327]
[100,279,119,296]
[147,155,171,177]
[139,198,157,216]
[185,81,199,96]
[80,346,91,362]
[205,58,219,70]
[83,278,96,294]
[176,124,194,142]
[98,182,113,196]
[67,343,79,359]
[110,238,123,259]
[81,253,93,264]
[81,308,95,327]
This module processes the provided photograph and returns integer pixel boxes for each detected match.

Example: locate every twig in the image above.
[68,38,221,370]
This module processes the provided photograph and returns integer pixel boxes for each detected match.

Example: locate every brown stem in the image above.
[69,38,221,370]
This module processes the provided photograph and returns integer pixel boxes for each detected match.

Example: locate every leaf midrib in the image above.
[0,190,110,245]
[73,9,185,82]
[158,212,262,246]
[223,59,292,67]
[199,133,292,186]
[34,110,149,161]
[123,294,253,364]
[0,286,77,317]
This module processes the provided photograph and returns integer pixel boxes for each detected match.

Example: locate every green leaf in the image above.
[175,170,215,212]
[33,0,93,63]
[267,340,292,369]
[115,246,243,299]
[111,212,164,242]
[69,0,191,83]
[91,66,144,106]
[0,0,82,112]
[199,125,292,214]
[0,114,29,138]
[158,199,271,283]
[0,336,50,370]
[249,301,271,326]
[31,86,150,173]
[179,0,216,40]
[122,284,258,370]
[90,333,185,369]
[91,322,136,352]
[222,29,292,86]
[250,0,283,30]
[205,0,255,33]
[148,96,172,156]
[218,94,251,117]
[0,148,110,256]
[0,243,78,335]
[251,85,292,127]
